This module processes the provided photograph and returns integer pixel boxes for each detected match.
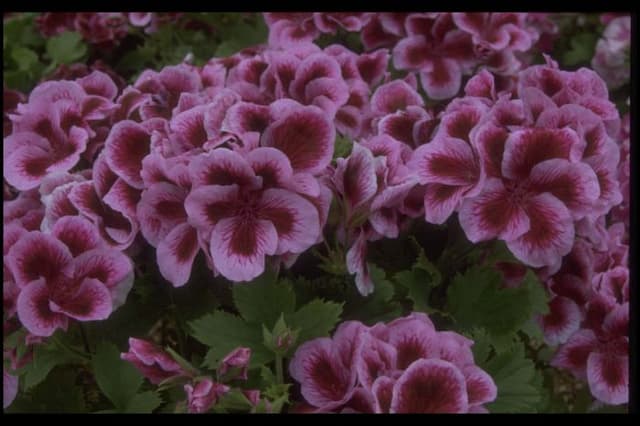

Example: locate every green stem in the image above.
[79,323,92,355]
[275,353,284,386]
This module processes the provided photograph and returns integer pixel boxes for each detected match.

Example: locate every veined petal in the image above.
[157,224,199,288]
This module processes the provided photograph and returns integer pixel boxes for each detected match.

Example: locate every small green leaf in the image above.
[11,47,38,71]
[125,391,163,413]
[46,31,87,64]
[482,344,542,413]
[232,270,296,327]
[214,389,253,413]
[347,264,401,324]
[333,135,353,159]
[92,342,143,410]
[287,299,343,347]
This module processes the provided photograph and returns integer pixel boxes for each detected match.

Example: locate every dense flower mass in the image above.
[289,313,496,413]
[2,12,629,413]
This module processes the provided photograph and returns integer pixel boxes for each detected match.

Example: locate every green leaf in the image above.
[189,311,272,369]
[333,135,353,159]
[482,344,542,413]
[214,20,267,57]
[46,31,87,64]
[23,340,78,390]
[447,265,548,339]
[214,389,253,413]
[92,342,143,410]
[232,270,296,327]
[467,327,492,365]
[125,391,163,413]
[287,299,343,347]
[15,368,86,413]
[347,264,401,324]
[11,47,38,71]
[562,32,598,66]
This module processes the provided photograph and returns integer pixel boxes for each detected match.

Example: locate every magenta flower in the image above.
[218,347,251,381]
[184,378,230,413]
[3,368,18,409]
[185,148,322,282]
[8,230,133,337]
[121,338,190,385]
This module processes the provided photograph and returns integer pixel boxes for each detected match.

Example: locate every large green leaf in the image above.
[45,31,87,64]
[232,270,296,327]
[92,342,143,410]
[286,299,343,347]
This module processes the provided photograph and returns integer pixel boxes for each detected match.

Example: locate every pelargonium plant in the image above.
[2,11,630,414]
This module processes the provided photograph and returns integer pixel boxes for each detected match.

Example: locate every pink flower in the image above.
[185,148,322,282]
[218,347,251,381]
[592,16,630,90]
[290,313,496,413]
[121,338,190,385]
[184,378,230,413]
[8,230,133,337]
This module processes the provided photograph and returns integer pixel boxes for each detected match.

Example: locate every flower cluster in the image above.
[36,13,180,47]
[410,57,622,270]
[538,219,629,405]
[266,13,555,100]
[289,313,496,413]
[591,16,630,90]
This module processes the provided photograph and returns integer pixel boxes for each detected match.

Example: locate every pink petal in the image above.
[210,217,278,282]
[393,35,431,70]
[289,338,355,410]
[507,193,574,268]
[4,132,52,190]
[529,159,600,219]
[51,216,104,256]
[169,105,208,151]
[372,376,396,413]
[189,149,259,188]
[385,315,436,370]
[7,231,73,288]
[258,188,320,255]
[290,53,342,100]
[463,365,497,406]
[346,230,373,296]
[471,122,509,178]
[411,137,481,186]
[464,69,496,99]
[355,333,398,389]
[390,359,469,413]
[157,224,199,288]
[3,369,18,409]
[104,121,150,189]
[70,248,133,309]
[49,277,112,321]
[458,178,530,242]
[370,80,423,115]
[550,329,598,380]
[184,184,239,234]
[102,178,140,220]
[422,183,469,225]
[17,278,68,337]
[262,106,335,174]
[222,102,271,136]
[539,296,582,346]
[587,352,628,405]
[334,143,377,212]
[502,128,583,180]
[246,147,294,189]
[419,58,462,100]
[138,182,188,246]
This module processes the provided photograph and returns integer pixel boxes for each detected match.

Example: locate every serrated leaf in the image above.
[189,311,272,369]
[467,328,492,365]
[447,265,548,339]
[92,342,143,410]
[22,368,86,413]
[125,391,163,413]
[46,31,87,64]
[232,270,295,327]
[214,389,252,413]
[347,264,401,324]
[482,344,541,413]
[287,299,343,347]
